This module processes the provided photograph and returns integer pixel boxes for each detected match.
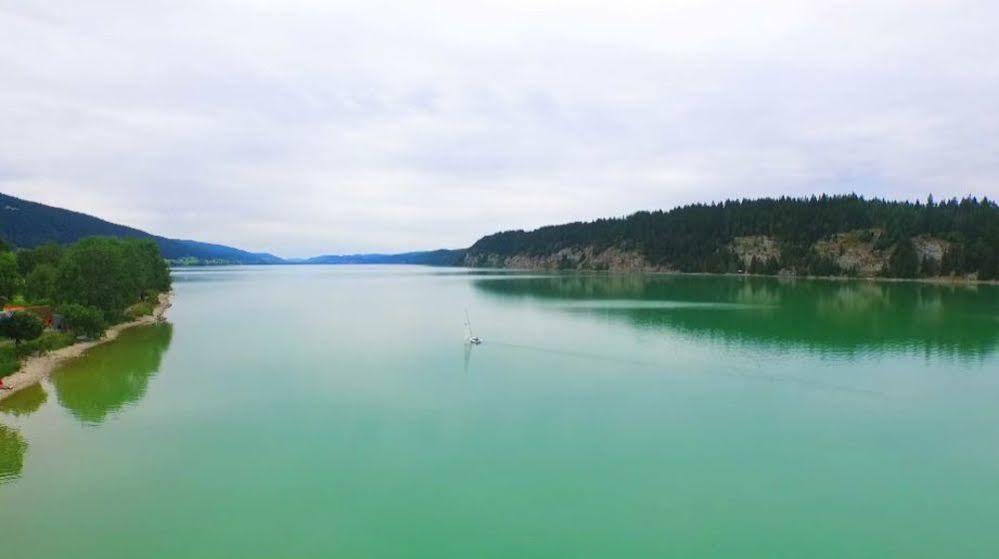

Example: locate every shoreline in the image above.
[632,269,999,286]
[459,266,999,286]
[174,262,999,286]
[0,292,173,403]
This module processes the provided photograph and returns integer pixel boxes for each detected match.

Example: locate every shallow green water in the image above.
[2,266,998,558]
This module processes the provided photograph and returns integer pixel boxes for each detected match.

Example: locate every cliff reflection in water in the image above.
[473,274,999,358]
[53,323,173,425]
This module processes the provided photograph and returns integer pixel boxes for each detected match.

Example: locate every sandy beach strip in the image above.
[0,292,173,402]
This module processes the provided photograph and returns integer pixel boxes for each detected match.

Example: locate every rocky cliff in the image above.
[462,246,673,272]
[464,230,964,279]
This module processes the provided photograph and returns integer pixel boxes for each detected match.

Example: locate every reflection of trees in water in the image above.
[478,273,655,300]
[0,423,26,484]
[473,275,999,357]
[0,383,48,417]
[815,282,889,316]
[53,323,173,425]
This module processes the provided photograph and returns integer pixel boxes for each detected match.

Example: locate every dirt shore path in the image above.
[0,292,172,402]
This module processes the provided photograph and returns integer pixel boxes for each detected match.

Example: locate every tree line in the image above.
[466,195,999,279]
[0,236,171,348]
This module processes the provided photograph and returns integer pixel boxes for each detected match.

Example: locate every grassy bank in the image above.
[0,332,76,377]
[0,292,172,402]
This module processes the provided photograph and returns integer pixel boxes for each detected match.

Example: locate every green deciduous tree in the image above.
[24,264,58,303]
[0,253,21,304]
[0,312,44,346]
[16,243,63,275]
[57,303,107,339]
[54,237,171,321]
[55,238,131,318]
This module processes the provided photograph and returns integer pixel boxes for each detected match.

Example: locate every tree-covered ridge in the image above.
[0,192,283,264]
[465,195,999,279]
[304,249,466,265]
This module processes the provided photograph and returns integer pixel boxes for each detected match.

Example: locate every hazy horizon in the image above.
[2,189,991,260]
[3,1,998,257]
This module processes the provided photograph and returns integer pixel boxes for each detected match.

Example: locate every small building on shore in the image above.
[1,306,55,327]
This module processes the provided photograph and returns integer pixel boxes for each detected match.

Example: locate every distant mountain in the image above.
[0,192,284,264]
[16,190,991,280]
[305,249,465,266]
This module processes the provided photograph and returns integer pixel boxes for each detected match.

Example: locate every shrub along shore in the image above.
[0,236,172,388]
[0,291,171,402]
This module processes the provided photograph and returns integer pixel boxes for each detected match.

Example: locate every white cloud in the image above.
[1,0,997,257]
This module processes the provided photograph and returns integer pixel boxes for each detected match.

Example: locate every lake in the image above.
[2,266,998,557]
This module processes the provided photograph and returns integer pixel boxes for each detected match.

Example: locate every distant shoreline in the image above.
[0,292,173,403]
[173,262,999,286]
[507,268,999,286]
[600,269,999,286]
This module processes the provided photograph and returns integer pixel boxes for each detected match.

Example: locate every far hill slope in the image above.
[304,249,465,266]
[0,193,283,264]
[462,195,999,280]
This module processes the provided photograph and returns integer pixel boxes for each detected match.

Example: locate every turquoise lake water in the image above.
[2,266,998,557]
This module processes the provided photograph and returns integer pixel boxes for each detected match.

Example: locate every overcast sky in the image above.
[1,1,997,257]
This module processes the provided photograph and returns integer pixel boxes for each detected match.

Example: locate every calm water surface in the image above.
[2,266,998,557]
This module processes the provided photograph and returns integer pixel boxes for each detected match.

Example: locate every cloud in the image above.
[1,0,997,257]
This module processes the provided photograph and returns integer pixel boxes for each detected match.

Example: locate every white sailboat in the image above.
[464,310,483,345]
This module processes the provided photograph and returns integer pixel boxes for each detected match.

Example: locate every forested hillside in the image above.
[463,195,999,280]
[0,193,283,264]
[305,249,465,265]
